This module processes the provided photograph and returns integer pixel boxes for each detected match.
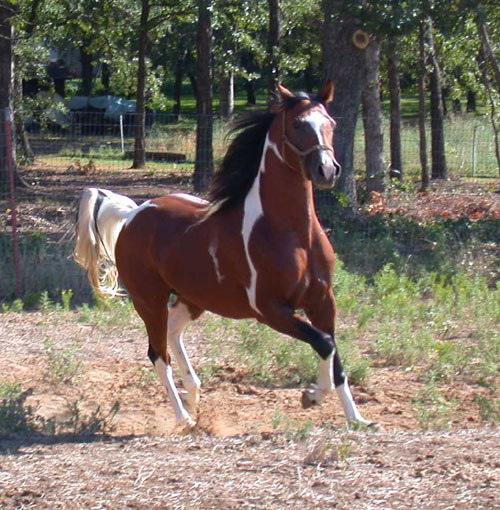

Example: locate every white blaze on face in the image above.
[303,108,336,167]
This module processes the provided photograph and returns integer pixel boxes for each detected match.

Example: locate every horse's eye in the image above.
[292,119,304,130]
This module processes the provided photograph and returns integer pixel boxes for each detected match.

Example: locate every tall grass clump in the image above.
[0,382,37,434]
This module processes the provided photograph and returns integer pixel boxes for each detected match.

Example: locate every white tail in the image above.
[74,188,137,296]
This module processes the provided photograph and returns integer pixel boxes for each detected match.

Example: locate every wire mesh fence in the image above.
[1,109,499,303]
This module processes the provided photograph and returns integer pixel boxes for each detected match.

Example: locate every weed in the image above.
[56,399,121,436]
[61,289,74,312]
[43,338,82,385]
[412,379,460,430]
[336,328,372,385]
[0,382,36,434]
[1,299,24,313]
[271,408,313,441]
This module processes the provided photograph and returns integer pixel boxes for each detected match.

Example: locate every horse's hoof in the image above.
[174,415,196,434]
[301,389,319,409]
[179,390,198,416]
[348,417,379,430]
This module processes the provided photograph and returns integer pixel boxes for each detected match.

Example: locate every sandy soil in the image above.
[1,310,500,509]
[1,167,500,508]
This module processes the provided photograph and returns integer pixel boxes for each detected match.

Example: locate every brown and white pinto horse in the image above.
[74,82,370,430]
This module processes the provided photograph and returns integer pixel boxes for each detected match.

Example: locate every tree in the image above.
[426,17,447,180]
[0,1,15,192]
[132,0,150,169]
[193,0,213,192]
[418,21,429,191]
[362,38,384,193]
[322,1,378,216]
[387,37,402,181]
[266,0,281,93]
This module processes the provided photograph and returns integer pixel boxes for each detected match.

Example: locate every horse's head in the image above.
[272,81,341,190]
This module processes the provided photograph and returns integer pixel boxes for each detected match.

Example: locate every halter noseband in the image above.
[281,110,335,174]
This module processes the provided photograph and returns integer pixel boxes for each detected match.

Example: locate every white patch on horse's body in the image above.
[167,303,201,414]
[268,138,284,163]
[241,134,275,316]
[208,238,224,283]
[170,193,209,206]
[93,189,138,264]
[123,200,158,228]
[154,357,194,427]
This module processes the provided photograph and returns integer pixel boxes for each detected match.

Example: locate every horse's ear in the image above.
[270,83,295,113]
[318,80,334,103]
[277,83,295,101]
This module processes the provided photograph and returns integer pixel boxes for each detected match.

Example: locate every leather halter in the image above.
[280,109,335,174]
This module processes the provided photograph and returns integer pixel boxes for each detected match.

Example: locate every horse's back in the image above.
[115,194,207,283]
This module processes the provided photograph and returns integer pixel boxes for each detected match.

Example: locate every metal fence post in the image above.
[472,124,484,178]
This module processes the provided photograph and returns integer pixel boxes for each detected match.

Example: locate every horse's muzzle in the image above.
[309,153,342,189]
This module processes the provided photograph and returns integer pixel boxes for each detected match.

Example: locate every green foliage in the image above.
[43,338,82,385]
[201,316,319,386]
[52,400,121,436]
[271,408,314,441]
[412,379,460,430]
[474,392,500,425]
[0,382,36,435]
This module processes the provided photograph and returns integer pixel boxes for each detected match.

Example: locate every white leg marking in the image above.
[304,353,334,404]
[154,358,195,428]
[208,239,224,283]
[336,381,370,425]
[241,134,279,316]
[167,304,201,413]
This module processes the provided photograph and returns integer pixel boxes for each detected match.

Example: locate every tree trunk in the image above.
[266,0,281,93]
[322,0,370,217]
[476,6,500,94]
[219,71,233,118]
[466,90,476,112]
[387,38,403,181]
[418,22,429,191]
[0,1,15,192]
[132,0,149,169]
[244,80,256,105]
[173,49,186,117]
[79,47,94,96]
[101,63,110,95]
[362,39,384,193]
[426,18,447,180]
[193,0,213,192]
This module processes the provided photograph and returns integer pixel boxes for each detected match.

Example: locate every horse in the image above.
[73,81,370,431]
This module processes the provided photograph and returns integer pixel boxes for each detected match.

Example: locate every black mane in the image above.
[208,92,318,214]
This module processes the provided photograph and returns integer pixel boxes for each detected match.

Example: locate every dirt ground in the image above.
[1,310,500,509]
[1,166,500,508]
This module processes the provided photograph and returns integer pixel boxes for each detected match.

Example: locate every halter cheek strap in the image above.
[280,111,335,174]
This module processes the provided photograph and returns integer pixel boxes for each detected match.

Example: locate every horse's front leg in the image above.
[304,291,371,426]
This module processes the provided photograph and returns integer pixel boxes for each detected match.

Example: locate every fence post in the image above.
[472,124,484,178]
[120,114,125,154]
[4,107,22,297]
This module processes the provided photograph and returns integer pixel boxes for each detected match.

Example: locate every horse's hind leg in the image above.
[132,294,195,430]
[167,300,203,414]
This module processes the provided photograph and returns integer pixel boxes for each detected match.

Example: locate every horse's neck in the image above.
[247,130,318,245]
